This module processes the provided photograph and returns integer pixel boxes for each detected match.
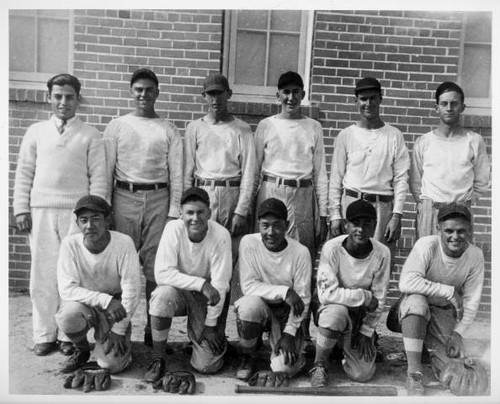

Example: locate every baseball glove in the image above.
[248,370,289,388]
[440,357,489,396]
[63,362,111,393]
[385,296,402,333]
[152,370,196,394]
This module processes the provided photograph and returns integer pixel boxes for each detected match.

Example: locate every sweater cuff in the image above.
[444,285,455,301]
[111,319,130,336]
[359,324,375,338]
[284,325,298,337]
[101,294,114,311]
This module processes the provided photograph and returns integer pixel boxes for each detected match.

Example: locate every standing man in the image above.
[144,188,232,382]
[104,68,183,347]
[56,195,141,374]
[310,200,390,387]
[13,73,108,356]
[397,204,484,395]
[409,81,490,238]
[328,77,410,260]
[184,72,255,290]
[254,71,328,340]
[234,198,311,383]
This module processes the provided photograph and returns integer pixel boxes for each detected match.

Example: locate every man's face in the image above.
[181,200,211,242]
[259,215,288,252]
[345,217,376,246]
[76,210,109,244]
[203,89,232,115]
[48,84,80,121]
[130,78,159,113]
[438,217,471,258]
[435,90,465,126]
[355,89,382,121]
[276,84,305,116]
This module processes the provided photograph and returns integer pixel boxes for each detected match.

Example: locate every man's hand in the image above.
[201,282,220,306]
[355,333,376,362]
[106,298,127,323]
[200,325,226,355]
[384,214,402,243]
[330,219,344,238]
[274,332,297,366]
[102,331,127,357]
[16,213,32,232]
[449,289,464,321]
[231,213,248,237]
[364,294,379,313]
[445,331,465,358]
[285,289,304,317]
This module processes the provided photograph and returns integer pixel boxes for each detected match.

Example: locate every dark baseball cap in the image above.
[437,203,472,223]
[74,195,112,216]
[203,73,230,92]
[354,77,382,94]
[181,187,210,207]
[346,199,377,221]
[277,71,304,89]
[257,198,288,221]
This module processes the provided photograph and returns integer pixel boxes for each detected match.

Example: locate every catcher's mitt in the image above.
[248,370,289,388]
[153,370,196,394]
[386,296,402,333]
[63,362,111,393]
[440,357,489,396]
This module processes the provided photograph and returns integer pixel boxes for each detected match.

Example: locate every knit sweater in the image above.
[399,235,484,336]
[13,116,107,216]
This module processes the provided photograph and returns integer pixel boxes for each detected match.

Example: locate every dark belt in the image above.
[263,174,312,188]
[195,178,241,187]
[115,179,168,192]
[345,188,393,203]
[432,200,471,210]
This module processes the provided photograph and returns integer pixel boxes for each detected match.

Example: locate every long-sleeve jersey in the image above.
[317,235,391,337]
[399,235,484,336]
[14,115,107,216]
[103,114,183,217]
[238,233,312,336]
[183,116,255,217]
[254,115,328,217]
[409,129,490,203]
[57,231,141,335]
[154,219,232,327]
[328,124,410,220]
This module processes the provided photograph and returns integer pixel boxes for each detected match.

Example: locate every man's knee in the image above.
[317,304,349,332]
[234,295,267,323]
[344,362,376,383]
[55,302,90,334]
[149,285,179,317]
[236,319,262,340]
[400,294,430,320]
[190,339,226,374]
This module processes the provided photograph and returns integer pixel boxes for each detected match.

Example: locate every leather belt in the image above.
[115,179,168,192]
[263,174,312,188]
[345,188,393,203]
[195,179,241,187]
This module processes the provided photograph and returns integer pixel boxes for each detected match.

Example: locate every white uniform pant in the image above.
[29,207,79,344]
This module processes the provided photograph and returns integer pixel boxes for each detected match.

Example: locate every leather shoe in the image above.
[34,342,58,356]
[59,341,76,356]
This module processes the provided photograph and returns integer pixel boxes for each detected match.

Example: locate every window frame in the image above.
[223,10,313,104]
[9,10,74,90]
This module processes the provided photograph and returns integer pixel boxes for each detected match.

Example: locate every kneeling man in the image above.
[234,198,311,383]
[310,199,390,387]
[56,195,141,374]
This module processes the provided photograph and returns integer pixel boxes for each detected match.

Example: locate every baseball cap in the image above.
[203,73,230,92]
[437,203,472,223]
[354,77,382,94]
[181,187,210,206]
[346,200,377,221]
[74,195,112,216]
[277,71,304,89]
[257,198,288,221]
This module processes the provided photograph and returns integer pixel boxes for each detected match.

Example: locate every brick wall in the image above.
[8,9,491,317]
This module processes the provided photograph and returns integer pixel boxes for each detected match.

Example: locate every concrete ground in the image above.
[7,290,492,402]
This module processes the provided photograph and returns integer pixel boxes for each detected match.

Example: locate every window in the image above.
[9,10,72,88]
[458,12,491,114]
[223,10,313,102]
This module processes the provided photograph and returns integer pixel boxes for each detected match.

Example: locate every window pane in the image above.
[461,45,490,98]
[9,16,36,72]
[235,32,266,86]
[38,18,69,73]
[268,34,299,86]
[237,10,268,30]
[271,10,301,32]
[465,12,491,43]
